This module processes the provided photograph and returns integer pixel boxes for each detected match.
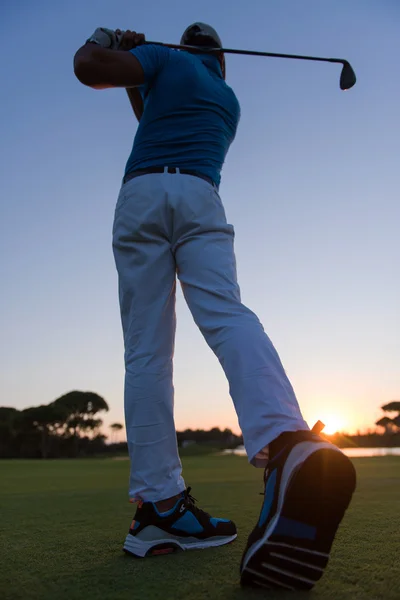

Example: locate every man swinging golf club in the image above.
[73,22,356,590]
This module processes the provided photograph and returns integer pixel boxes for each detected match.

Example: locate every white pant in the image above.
[112,170,309,502]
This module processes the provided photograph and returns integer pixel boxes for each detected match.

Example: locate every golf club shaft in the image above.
[144,41,347,67]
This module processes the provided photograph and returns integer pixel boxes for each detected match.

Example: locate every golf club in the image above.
[144,41,357,90]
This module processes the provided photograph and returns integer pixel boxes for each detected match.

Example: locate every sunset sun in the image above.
[320,415,344,435]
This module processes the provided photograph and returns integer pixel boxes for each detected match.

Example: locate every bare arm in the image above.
[74,29,146,120]
[125,87,144,121]
[73,43,145,89]
[118,31,146,121]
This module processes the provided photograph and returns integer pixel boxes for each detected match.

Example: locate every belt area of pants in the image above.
[123,166,216,188]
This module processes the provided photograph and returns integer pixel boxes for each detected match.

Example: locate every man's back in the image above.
[125,45,241,186]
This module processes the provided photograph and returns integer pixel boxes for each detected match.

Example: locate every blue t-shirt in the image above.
[124,44,241,186]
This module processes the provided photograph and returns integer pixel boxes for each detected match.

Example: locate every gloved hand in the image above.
[86,27,123,49]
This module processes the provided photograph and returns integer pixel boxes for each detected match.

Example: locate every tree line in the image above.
[0,391,243,459]
[0,391,109,459]
[1,393,398,459]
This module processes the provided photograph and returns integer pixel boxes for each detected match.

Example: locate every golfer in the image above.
[73,22,356,589]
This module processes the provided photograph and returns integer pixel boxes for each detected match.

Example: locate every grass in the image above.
[1,455,399,600]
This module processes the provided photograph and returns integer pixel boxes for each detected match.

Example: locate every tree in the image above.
[21,403,68,458]
[0,407,21,457]
[0,392,111,458]
[377,401,400,434]
[392,414,400,429]
[375,416,395,434]
[109,422,123,443]
[381,401,400,413]
[52,391,109,455]
[52,391,108,434]
[69,416,103,438]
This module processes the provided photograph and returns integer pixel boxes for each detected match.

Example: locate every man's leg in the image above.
[114,173,237,558]
[112,176,184,503]
[173,177,308,462]
[173,175,356,588]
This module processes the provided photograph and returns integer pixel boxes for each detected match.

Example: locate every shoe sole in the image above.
[123,533,237,558]
[241,443,356,590]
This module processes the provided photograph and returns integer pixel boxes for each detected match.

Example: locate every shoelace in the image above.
[183,486,211,519]
[184,486,197,504]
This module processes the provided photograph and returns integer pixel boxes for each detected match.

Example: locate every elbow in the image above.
[73,58,110,89]
[74,57,93,86]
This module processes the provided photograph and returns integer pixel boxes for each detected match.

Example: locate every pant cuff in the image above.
[245,419,310,467]
[129,479,186,503]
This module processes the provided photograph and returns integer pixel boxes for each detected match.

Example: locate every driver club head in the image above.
[340,61,357,90]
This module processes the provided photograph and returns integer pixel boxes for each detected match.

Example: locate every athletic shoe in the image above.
[240,423,356,590]
[123,487,237,557]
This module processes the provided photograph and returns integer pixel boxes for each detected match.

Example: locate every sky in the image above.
[1,0,399,439]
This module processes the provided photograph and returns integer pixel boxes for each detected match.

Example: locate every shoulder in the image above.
[129,44,175,80]
[131,43,172,63]
[131,45,193,69]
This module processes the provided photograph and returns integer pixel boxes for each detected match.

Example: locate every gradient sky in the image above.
[1,0,399,439]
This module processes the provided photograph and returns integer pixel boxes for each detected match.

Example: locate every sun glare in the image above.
[320,416,344,435]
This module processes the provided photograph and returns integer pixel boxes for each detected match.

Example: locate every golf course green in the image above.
[1,455,399,599]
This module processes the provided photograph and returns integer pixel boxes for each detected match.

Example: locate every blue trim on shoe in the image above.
[153,498,182,518]
[210,517,231,527]
[274,516,317,540]
[258,468,277,527]
[171,511,204,534]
